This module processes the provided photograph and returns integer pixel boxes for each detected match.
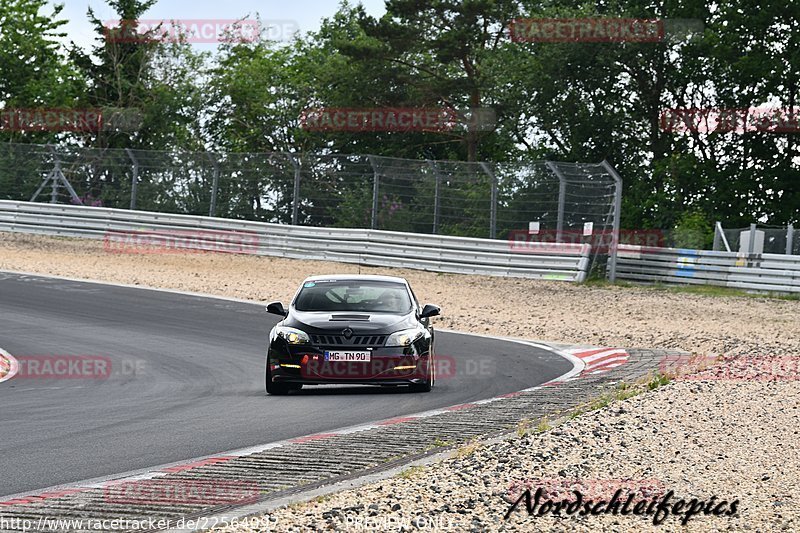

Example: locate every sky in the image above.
[50,0,387,50]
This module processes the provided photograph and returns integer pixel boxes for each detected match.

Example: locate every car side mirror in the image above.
[266,301,287,317]
[419,304,440,319]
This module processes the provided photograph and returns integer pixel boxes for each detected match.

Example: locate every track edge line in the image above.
[0,346,19,383]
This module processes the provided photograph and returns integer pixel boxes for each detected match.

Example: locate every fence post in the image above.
[126,148,138,210]
[716,222,732,252]
[480,162,497,239]
[47,144,60,204]
[546,161,567,243]
[208,152,219,218]
[426,160,441,234]
[47,143,61,204]
[600,160,623,283]
[287,153,301,225]
[712,220,721,251]
[50,159,60,204]
[747,223,757,255]
[786,224,794,255]
[367,155,380,230]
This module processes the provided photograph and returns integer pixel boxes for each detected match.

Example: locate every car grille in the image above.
[310,334,387,347]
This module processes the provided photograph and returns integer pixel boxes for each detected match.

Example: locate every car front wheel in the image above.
[409,354,434,393]
[266,361,300,395]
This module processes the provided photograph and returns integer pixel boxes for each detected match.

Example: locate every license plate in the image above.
[324,351,371,362]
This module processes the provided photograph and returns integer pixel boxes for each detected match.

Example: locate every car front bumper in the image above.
[267,344,430,385]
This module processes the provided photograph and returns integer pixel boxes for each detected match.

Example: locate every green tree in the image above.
[71,0,207,150]
[674,0,800,226]
[343,0,520,161]
[0,0,82,143]
[63,0,209,209]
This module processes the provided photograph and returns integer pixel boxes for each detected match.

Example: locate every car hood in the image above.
[285,310,415,333]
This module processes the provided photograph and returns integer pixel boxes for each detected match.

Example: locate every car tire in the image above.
[409,353,434,393]
[265,363,291,395]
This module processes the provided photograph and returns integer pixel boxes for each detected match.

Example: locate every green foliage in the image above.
[0,0,83,143]
[672,211,713,249]
[535,416,552,433]
[397,465,425,479]
[69,0,208,151]
[338,0,520,161]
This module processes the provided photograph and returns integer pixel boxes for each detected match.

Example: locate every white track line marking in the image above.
[0,269,598,505]
[0,347,19,383]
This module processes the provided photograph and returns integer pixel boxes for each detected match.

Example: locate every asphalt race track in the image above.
[0,272,572,497]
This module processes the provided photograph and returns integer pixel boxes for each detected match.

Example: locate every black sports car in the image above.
[264,274,440,395]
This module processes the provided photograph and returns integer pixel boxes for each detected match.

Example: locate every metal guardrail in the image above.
[0,201,591,281]
[616,244,800,293]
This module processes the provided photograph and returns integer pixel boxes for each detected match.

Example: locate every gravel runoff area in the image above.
[1,232,799,531]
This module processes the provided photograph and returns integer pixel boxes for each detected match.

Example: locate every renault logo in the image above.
[342,327,354,339]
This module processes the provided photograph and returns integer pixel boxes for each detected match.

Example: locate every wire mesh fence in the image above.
[0,142,623,266]
[368,156,498,236]
[714,223,798,255]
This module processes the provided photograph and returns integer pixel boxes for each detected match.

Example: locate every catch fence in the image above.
[0,142,623,276]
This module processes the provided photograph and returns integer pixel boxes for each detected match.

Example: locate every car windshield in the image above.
[294,280,412,314]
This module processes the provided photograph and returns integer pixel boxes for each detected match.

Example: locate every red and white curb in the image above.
[0,337,569,504]
[565,347,630,377]
[0,275,628,508]
[0,347,19,383]
[0,340,628,506]
[0,339,632,508]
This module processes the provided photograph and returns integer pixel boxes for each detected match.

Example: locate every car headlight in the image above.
[385,328,425,347]
[275,326,310,345]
